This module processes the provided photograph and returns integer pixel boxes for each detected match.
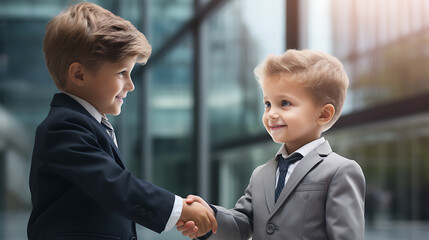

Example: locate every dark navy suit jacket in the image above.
[28,93,175,240]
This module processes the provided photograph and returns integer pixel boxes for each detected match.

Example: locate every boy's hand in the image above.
[179,199,217,237]
[185,195,214,216]
[176,220,198,239]
[177,195,216,238]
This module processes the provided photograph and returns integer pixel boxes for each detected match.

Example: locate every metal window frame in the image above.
[135,0,230,199]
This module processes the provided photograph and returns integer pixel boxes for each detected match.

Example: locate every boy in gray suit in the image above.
[177,49,365,240]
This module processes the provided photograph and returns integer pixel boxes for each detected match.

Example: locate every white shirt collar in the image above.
[62,92,103,123]
[276,137,326,158]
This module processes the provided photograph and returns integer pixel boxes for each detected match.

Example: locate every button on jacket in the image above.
[207,141,365,240]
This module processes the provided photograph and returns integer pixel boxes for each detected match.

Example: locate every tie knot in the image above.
[277,153,303,172]
[101,116,114,131]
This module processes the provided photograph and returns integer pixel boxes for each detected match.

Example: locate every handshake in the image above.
[177,195,216,239]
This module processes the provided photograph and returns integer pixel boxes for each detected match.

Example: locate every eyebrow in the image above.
[264,93,298,102]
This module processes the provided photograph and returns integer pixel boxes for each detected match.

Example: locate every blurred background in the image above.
[1,0,429,239]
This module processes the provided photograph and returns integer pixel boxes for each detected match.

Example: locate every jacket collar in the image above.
[51,93,97,123]
[50,93,123,165]
[264,140,333,214]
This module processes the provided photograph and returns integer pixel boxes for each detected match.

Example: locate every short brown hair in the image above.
[254,49,349,131]
[43,2,151,89]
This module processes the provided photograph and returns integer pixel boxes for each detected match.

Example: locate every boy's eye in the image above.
[281,100,291,106]
[118,71,126,76]
[264,101,271,109]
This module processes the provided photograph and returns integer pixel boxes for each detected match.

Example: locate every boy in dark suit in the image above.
[178,50,365,240]
[27,2,216,240]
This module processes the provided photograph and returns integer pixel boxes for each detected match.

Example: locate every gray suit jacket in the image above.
[209,140,365,240]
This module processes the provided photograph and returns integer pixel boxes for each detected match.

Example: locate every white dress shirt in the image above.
[62,92,182,231]
[275,137,325,189]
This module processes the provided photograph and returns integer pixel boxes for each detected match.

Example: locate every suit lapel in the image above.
[52,93,126,169]
[99,121,125,169]
[111,143,125,169]
[271,140,332,214]
[263,158,277,214]
[92,118,127,169]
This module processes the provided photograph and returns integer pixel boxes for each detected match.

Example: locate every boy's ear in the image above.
[317,103,335,126]
[68,62,85,87]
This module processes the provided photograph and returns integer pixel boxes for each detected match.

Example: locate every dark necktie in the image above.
[275,153,303,202]
[101,115,118,147]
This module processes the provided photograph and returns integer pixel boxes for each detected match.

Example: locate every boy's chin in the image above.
[271,137,286,144]
[111,110,121,116]
[105,109,121,116]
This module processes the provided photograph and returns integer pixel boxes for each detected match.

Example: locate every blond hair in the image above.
[43,2,151,89]
[254,49,349,131]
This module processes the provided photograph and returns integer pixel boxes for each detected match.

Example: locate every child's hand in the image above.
[185,195,214,216]
[177,195,216,238]
[179,199,217,237]
[176,220,198,239]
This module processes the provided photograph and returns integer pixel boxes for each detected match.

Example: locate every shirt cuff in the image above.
[164,195,183,231]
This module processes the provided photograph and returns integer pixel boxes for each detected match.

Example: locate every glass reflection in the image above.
[304,0,429,238]
[149,0,193,52]
[149,35,195,197]
[202,0,285,145]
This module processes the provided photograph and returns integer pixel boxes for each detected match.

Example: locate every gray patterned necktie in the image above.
[101,115,118,147]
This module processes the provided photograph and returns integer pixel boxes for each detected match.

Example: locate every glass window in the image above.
[149,35,195,196]
[135,34,194,240]
[306,0,333,53]
[326,114,429,239]
[325,0,429,111]
[202,0,285,146]
[148,0,193,52]
[0,5,58,240]
[304,1,429,238]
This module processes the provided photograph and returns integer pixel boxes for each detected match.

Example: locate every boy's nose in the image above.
[266,108,280,119]
[126,78,135,92]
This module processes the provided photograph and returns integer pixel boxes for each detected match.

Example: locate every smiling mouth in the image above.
[270,124,286,129]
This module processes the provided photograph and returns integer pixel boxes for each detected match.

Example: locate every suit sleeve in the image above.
[44,117,175,233]
[325,160,366,240]
[203,166,262,240]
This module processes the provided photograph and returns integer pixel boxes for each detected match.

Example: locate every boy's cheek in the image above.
[262,119,270,131]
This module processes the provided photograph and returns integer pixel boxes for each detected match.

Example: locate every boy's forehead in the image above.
[262,74,303,89]
[262,75,311,99]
